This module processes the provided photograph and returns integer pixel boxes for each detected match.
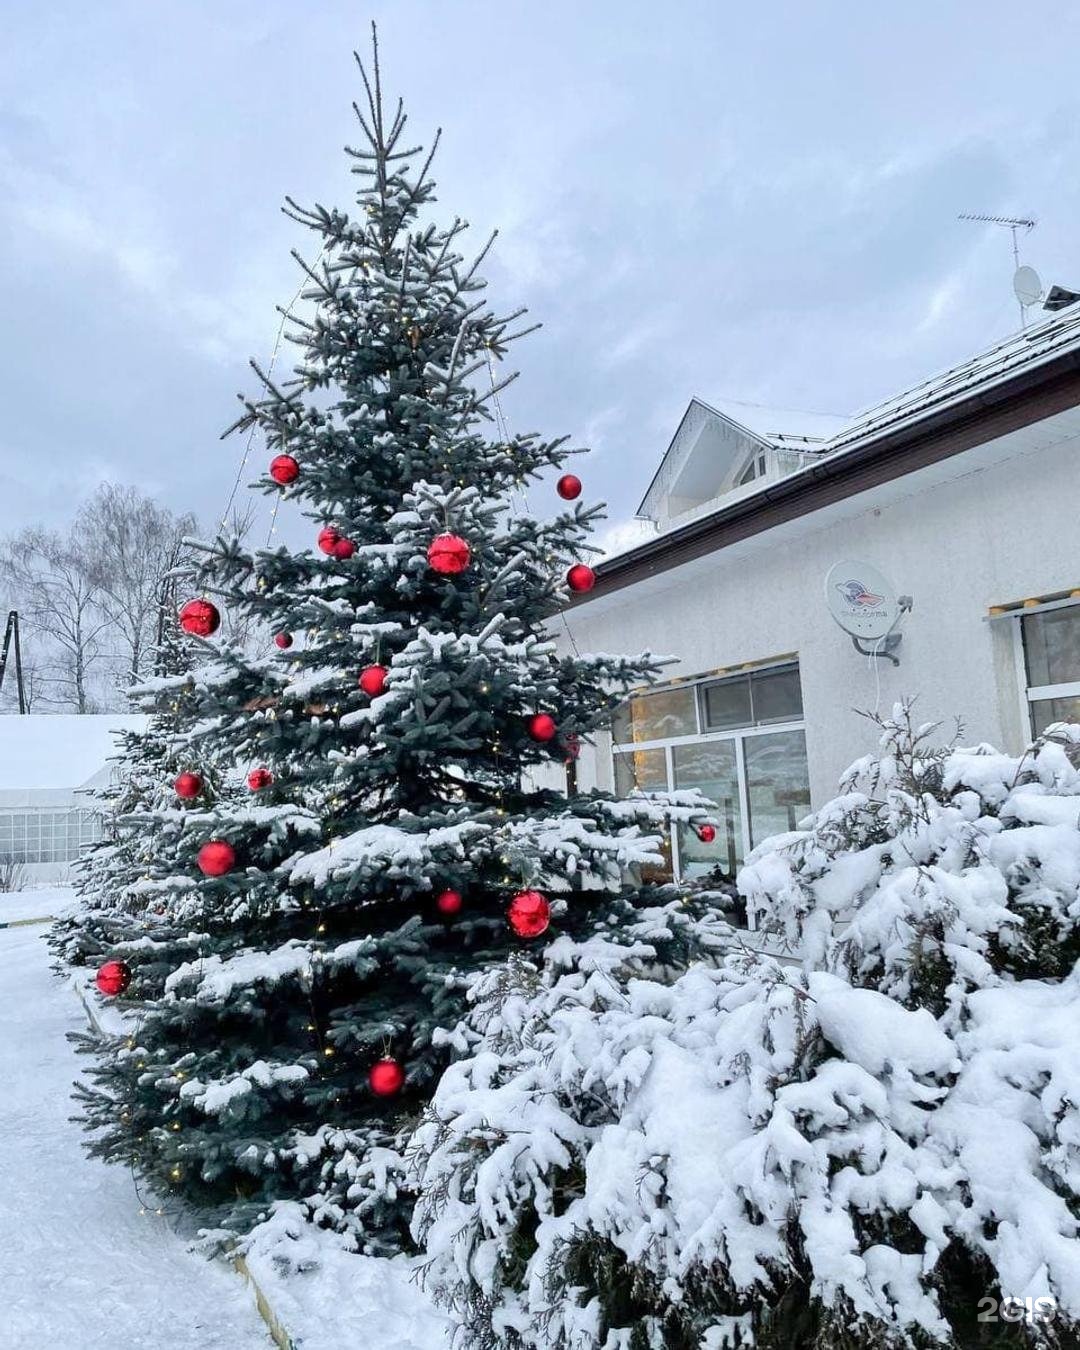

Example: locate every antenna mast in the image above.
[958,213,1037,328]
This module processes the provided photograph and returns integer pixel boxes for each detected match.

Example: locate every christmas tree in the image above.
[74,32,716,1252]
[50,579,202,970]
[410,705,1080,1348]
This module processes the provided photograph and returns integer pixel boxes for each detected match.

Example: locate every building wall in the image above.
[565,410,1080,807]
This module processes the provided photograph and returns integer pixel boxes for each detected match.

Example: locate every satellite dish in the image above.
[825,560,902,642]
[1013,265,1043,307]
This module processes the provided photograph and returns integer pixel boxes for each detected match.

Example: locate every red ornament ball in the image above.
[174,771,203,801]
[697,824,717,844]
[369,1058,406,1098]
[566,564,596,593]
[247,767,273,792]
[427,532,471,576]
[556,473,582,501]
[269,454,300,486]
[508,889,551,939]
[274,632,293,650]
[317,526,356,559]
[96,960,131,998]
[527,713,558,743]
[179,598,221,638]
[197,839,236,877]
[358,664,388,697]
[435,888,463,916]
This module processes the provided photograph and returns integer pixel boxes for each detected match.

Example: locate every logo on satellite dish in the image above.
[835,579,885,609]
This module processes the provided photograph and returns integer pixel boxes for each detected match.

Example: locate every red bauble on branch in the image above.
[556,473,582,501]
[358,665,388,697]
[696,824,717,844]
[96,960,131,997]
[508,889,551,939]
[527,713,558,743]
[247,768,273,792]
[427,532,471,576]
[435,888,463,916]
[317,526,356,559]
[566,564,596,594]
[274,632,293,650]
[269,454,300,485]
[174,771,203,801]
[197,840,236,877]
[179,598,221,637]
[369,1057,406,1097]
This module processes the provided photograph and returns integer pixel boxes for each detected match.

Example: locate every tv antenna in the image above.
[958,213,1039,328]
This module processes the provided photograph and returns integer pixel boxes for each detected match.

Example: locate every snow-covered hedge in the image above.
[408,706,1080,1348]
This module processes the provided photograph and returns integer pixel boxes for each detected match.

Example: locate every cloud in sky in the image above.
[3,0,1080,547]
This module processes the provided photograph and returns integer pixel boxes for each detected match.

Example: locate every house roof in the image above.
[0,715,145,793]
[824,302,1080,458]
[636,397,849,518]
[703,398,850,449]
[581,304,1080,600]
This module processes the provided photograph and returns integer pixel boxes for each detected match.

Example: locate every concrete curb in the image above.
[69,983,298,1350]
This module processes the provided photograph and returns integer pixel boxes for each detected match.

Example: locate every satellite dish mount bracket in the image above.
[850,596,913,666]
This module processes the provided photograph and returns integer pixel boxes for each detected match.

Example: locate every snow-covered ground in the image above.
[0,910,273,1349]
[0,893,452,1350]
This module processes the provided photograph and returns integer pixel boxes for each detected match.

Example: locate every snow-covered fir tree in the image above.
[74,34,716,1252]
[50,584,202,969]
[410,704,1080,1349]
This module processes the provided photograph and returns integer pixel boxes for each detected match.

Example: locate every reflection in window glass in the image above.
[744,730,811,847]
[673,740,742,881]
[1030,696,1080,738]
[1023,608,1080,687]
[613,748,668,796]
[612,687,697,744]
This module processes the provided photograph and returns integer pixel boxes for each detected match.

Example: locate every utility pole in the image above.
[0,611,27,713]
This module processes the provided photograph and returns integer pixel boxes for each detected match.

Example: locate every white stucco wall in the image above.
[564,407,1080,807]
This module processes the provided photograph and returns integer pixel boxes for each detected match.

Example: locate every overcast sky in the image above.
[4,1,1080,552]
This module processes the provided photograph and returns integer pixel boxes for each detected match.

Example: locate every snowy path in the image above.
[0,922,273,1350]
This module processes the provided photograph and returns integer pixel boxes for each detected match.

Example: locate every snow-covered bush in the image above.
[408,705,1080,1348]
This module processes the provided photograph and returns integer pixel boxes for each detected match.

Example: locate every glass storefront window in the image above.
[611,686,697,743]
[610,660,811,894]
[673,740,742,880]
[1023,608,1080,687]
[744,730,811,847]
[1030,695,1080,737]
[613,747,668,796]
[702,678,752,731]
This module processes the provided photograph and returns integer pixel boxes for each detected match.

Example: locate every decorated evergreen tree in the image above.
[74,33,716,1252]
[410,705,1080,1348]
[50,579,202,970]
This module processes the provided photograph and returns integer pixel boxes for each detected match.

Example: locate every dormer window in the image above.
[736,452,768,487]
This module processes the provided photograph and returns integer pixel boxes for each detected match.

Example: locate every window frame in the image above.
[1013,601,1080,738]
[610,658,808,891]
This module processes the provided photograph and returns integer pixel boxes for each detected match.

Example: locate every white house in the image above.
[565,302,1080,886]
[0,715,145,884]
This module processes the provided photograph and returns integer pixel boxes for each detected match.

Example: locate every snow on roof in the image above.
[701,398,851,449]
[821,303,1080,456]
[0,714,145,792]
